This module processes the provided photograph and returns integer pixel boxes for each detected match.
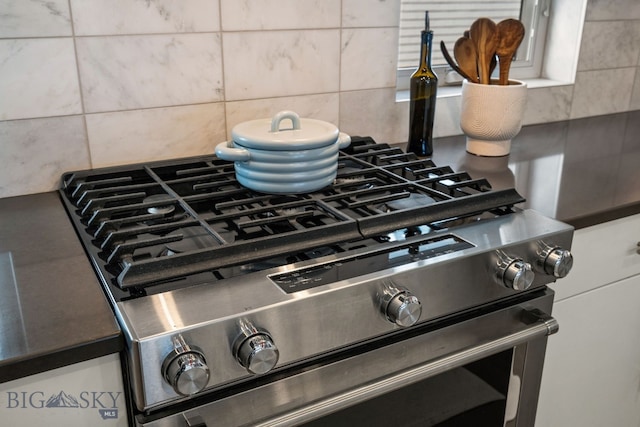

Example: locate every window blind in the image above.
[398,1,521,70]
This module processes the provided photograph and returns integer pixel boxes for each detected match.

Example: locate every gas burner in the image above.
[162,227,221,255]
[144,194,176,215]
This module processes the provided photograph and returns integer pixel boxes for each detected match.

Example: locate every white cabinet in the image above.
[536,214,640,427]
[548,214,640,302]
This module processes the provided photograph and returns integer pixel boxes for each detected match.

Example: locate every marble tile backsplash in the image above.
[0,0,639,198]
[223,30,340,100]
[71,0,220,34]
[0,38,82,120]
[76,34,224,112]
[0,0,71,38]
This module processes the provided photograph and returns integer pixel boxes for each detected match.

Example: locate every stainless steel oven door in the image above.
[138,289,557,427]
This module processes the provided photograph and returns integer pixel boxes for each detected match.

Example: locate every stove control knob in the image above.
[233,320,279,375]
[502,259,535,290]
[495,251,535,291]
[162,335,210,396]
[380,285,422,327]
[235,334,280,375]
[538,245,573,278]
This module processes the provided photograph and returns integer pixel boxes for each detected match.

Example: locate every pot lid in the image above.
[231,111,340,151]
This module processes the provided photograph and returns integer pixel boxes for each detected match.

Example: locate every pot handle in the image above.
[215,141,250,162]
[271,111,301,132]
[338,132,351,149]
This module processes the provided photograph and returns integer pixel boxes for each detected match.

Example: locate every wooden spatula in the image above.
[454,36,479,83]
[469,18,499,84]
[496,19,525,85]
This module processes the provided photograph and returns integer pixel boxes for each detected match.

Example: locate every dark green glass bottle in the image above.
[407,11,438,157]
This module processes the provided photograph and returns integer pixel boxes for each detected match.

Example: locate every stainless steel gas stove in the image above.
[60,137,574,427]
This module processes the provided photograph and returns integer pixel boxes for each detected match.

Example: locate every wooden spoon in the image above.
[469,18,499,84]
[454,37,479,83]
[439,40,474,82]
[496,19,525,85]
[469,30,497,78]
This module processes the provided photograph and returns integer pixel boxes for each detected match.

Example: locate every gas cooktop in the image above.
[59,137,524,301]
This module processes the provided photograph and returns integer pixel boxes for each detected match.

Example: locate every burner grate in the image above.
[60,137,524,294]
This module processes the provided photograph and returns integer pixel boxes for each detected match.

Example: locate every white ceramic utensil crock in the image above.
[215,111,351,193]
[460,79,527,156]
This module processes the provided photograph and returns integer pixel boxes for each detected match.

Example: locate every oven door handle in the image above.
[251,308,558,427]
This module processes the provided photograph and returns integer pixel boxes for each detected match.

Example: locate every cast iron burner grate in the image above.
[59,137,524,298]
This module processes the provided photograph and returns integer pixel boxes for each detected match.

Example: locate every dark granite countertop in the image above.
[426,110,640,229]
[0,192,123,383]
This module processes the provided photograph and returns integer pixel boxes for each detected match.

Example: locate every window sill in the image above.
[395,77,573,103]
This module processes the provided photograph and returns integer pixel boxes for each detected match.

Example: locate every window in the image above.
[397,0,550,89]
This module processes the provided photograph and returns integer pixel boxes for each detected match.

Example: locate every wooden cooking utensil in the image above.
[454,37,479,83]
[439,40,474,82]
[496,19,525,85]
[469,18,499,84]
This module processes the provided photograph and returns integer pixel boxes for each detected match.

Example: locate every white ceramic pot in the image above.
[460,79,527,156]
[215,111,351,193]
